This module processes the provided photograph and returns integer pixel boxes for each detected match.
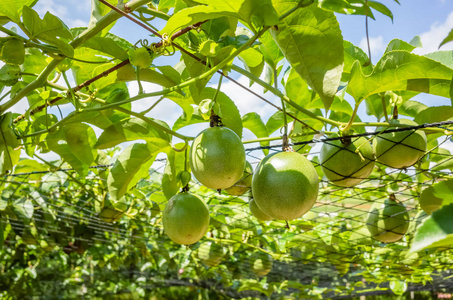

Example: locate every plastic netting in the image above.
[1,122,453,299]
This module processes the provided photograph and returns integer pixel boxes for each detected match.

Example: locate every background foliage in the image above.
[0,0,453,298]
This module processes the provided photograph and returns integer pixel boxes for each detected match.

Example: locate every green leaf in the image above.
[242,113,269,155]
[270,1,344,110]
[384,39,416,53]
[96,117,170,149]
[348,51,453,102]
[11,198,34,221]
[0,113,20,176]
[46,123,97,176]
[0,38,25,65]
[399,100,428,118]
[439,28,453,48]
[22,6,74,57]
[259,31,284,69]
[162,143,188,200]
[414,106,453,124]
[343,40,372,81]
[410,203,453,253]
[197,88,242,138]
[425,179,453,207]
[283,67,311,108]
[389,280,407,295]
[161,0,278,35]
[424,51,453,70]
[0,0,38,24]
[107,139,171,201]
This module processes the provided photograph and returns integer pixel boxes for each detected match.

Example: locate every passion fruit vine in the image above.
[252,151,319,221]
[190,126,246,190]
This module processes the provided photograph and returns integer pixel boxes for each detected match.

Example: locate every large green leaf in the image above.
[414,106,453,124]
[161,0,278,35]
[270,1,344,110]
[22,6,74,57]
[242,112,269,155]
[46,123,97,176]
[107,139,171,201]
[410,203,453,253]
[96,117,171,149]
[0,0,38,24]
[348,51,453,102]
[259,31,284,70]
[315,0,393,20]
[197,88,243,138]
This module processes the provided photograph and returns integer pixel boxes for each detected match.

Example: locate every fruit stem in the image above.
[274,68,290,151]
[380,93,390,123]
[393,105,399,120]
[341,102,360,134]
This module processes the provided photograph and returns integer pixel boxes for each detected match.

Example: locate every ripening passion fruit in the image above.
[366,197,410,243]
[225,161,253,196]
[162,192,210,245]
[249,198,273,221]
[320,133,375,187]
[373,119,427,169]
[190,126,246,190]
[252,151,319,220]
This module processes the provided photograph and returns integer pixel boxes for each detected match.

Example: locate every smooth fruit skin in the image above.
[197,242,226,267]
[225,161,253,196]
[162,192,210,245]
[252,151,319,220]
[250,252,273,277]
[373,119,427,169]
[366,198,410,243]
[419,186,443,215]
[190,126,246,190]
[320,134,375,187]
[249,198,273,221]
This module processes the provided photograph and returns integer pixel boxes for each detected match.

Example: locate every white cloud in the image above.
[413,11,453,55]
[359,35,385,60]
[34,0,90,28]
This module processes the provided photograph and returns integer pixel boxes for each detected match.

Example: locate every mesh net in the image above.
[1,122,453,299]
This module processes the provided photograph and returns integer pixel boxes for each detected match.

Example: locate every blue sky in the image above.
[25,0,453,136]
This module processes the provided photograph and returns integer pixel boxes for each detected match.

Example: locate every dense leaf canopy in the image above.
[0,0,452,299]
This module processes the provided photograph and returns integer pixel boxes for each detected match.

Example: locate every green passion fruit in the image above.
[250,251,273,277]
[190,126,246,190]
[162,192,210,245]
[373,119,427,169]
[225,161,253,196]
[252,151,319,220]
[320,133,375,187]
[419,185,443,215]
[197,242,226,267]
[249,198,273,221]
[366,197,410,243]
